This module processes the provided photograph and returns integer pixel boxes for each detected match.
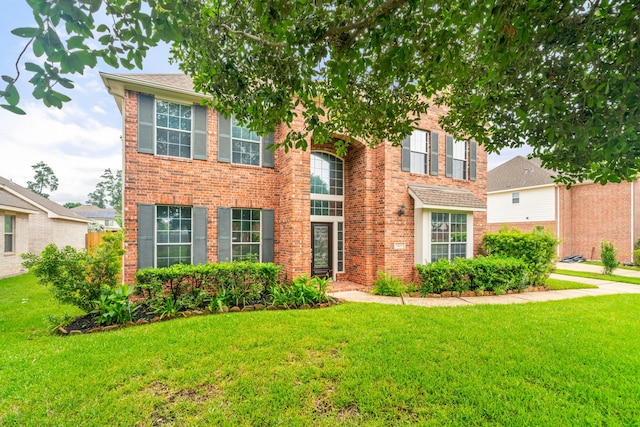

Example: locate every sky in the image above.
[0,1,530,205]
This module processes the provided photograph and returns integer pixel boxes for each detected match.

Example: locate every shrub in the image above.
[93,285,137,326]
[481,227,558,286]
[21,232,124,313]
[135,262,282,307]
[372,270,405,297]
[633,249,640,267]
[415,256,527,295]
[600,241,619,275]
[270,275,330,307]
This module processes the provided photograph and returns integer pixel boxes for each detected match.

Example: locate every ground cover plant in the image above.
[2,274,640,425]
[554,269,640,285]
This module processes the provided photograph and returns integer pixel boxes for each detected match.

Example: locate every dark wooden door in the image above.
[311,222,332,277]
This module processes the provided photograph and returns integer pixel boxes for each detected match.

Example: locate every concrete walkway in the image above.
[329,262,640,307]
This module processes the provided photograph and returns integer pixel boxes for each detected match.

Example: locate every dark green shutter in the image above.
[138,94,155,154]
[138,204,155,268]
[193,105,208,160]
[218,113,231,163]
[217,207,231,262]
[445,135,454,178]
[401,135,411,172]
[430,132,439,176]
[261,209,274,263]
[469,140,477,181]
[262,132,275,168]
[193,206,208,264]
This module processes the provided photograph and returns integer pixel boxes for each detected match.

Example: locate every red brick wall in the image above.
[562,182,634,262]
[122,89,488,285]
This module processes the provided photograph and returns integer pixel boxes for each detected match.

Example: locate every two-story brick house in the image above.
[101,73,487,286]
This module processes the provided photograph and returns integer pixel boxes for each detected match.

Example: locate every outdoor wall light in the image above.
[397,204,406,216]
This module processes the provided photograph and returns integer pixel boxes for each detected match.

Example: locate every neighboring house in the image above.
[0,176,90,278]
[488,156,638,262]
[71,205,121,231]
[101,73,488,286]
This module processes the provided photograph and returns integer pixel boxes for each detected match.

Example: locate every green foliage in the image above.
[149,296,180,319]
[372,270,406,297]
[26,161,58,199]
[87,168,122,212]
[63,202,81,209]
[93,285,137,326]
[482,227,558,286]
[270,275,330,307]
[635,238,640,250]
[5,1,640,182]
[633,249,640,267]
[600,241,619,275]
[415,256,527,295]
[135,262,282,307]
[21,232,124,313]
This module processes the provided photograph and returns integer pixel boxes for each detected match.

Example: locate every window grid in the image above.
[4,215,15,253]
[231,118,261,166]
[512,192,520,204]
[310,152,343,196]
[156,206,192,268]
[337,222,344,272]
[156,100,192,158]
[410,129,429,175]
[452,139,468,180]
[310,200,343,216]
[430,212,467,262]
[232,209,261,261]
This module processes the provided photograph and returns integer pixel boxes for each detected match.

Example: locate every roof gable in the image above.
[0,176,90,222]
[488,156,555,192]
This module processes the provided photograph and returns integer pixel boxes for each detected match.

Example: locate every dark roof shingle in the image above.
[488,156,555,192]
[408,184,486,210]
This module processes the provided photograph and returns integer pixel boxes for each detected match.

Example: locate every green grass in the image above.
[555,269,640,285]
[584,260,640,271]
[545,278,598,290]
[3,274,640,426]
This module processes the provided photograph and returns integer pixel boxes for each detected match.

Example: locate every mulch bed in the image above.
[58,299,340,336]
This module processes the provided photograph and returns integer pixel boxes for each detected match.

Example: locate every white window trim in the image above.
[154,99,193,160]
[410,129,430,175]
[4,214,15,254]
[154,205,193,268]
[231,208,263,262]
[414,209,474,265]
[231,118,262,167]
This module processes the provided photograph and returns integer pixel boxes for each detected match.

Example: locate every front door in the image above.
[311,222,332,278]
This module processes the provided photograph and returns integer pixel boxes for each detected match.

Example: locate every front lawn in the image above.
[545,277,598,290]
[554,269,640,285]
[2,274,640,425]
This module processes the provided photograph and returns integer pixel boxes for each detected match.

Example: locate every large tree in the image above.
[26,161,58,199]
[87,168,122,211]
[3,0,639,184]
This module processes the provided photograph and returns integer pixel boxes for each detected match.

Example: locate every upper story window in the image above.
[445,136,477,181]
[156,100,192,158]
[156,205,192,268]
[451,139,467,180]
[410,130,430,174]
[231,118,261,166]
[4,215,15,253]
[310,152,344,216]
[512,192,520,204]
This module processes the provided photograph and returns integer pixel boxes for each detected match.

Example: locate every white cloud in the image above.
[0,101,121,204]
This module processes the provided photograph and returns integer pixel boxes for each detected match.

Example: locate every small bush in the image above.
[600,241,619,275]
[633,249,640,267]
[482,227,558,286]
[21,231,124,313]
[372,271,405,296]
[271,275,330,307]
[415,256,527,295]
[93,285,137,326]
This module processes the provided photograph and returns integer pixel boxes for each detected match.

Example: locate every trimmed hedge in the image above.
[481,227,558,286]
[135,262,282,307]
[415,256,528,295]
[634,249,640,267]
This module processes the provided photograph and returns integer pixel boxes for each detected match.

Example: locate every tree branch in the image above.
[322,0,410,39]
[219,23,287,48]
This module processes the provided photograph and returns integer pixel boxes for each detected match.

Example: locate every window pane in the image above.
[156,205,192,267]
[310,152,343,196]
[231,209,261,261]
[156,100,192,159]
